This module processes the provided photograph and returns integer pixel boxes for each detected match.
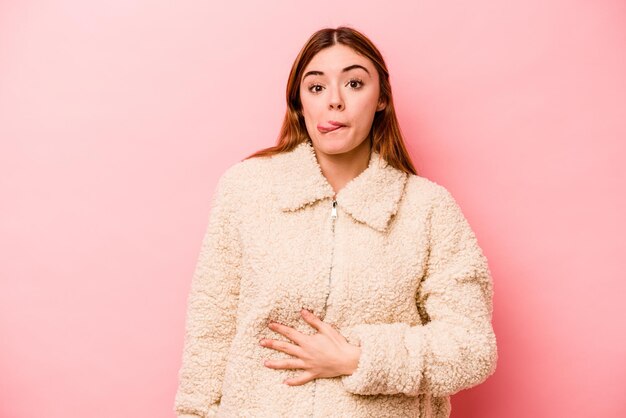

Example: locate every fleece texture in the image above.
[173,140,498,418]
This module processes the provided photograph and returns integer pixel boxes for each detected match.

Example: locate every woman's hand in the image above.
[259,308,361,386]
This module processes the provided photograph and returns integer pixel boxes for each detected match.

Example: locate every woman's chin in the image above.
[315,140,353,155]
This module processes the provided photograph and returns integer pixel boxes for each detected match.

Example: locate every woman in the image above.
[174,26,497,418]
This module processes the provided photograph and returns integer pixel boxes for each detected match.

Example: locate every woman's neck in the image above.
[312,139,372,197]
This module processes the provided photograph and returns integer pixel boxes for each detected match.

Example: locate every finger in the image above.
[284,370,316,386]
[268,321,305,345]
[261,338,305,358]
[264,357,307,370]
[300,308,327,332]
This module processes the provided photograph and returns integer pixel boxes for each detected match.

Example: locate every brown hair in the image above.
[243,26,418,176]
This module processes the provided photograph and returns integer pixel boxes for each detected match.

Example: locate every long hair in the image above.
[243,26,418,176]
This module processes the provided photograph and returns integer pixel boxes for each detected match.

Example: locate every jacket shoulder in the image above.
[215,153,274,194]
[404,173,458,206]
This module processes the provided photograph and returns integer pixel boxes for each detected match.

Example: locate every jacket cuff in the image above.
[176,401,220,418]
[340,323,423,395]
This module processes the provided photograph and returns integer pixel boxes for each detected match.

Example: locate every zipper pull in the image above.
[331,199,337,219]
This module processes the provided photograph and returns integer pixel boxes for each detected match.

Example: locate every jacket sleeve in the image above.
[339,187,497,397]
[173,167,243,418]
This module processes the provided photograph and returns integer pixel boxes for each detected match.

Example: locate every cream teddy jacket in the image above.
[173,140,497,418]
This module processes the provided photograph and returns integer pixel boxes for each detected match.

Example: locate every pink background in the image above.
[1,1,625,417]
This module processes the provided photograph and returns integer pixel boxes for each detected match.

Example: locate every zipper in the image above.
[323,198,338,315]
[312,197,338,417]
[324,198,337,317]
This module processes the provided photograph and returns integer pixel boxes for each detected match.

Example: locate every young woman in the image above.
[173,26,497,418]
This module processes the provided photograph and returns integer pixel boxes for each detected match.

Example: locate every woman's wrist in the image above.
[342,343,362,376]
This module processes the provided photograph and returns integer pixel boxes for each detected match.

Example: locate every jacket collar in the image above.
[274,140,408,233]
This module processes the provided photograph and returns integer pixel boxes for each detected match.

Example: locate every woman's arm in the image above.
[339,186,498,397]
[173,167,243,417]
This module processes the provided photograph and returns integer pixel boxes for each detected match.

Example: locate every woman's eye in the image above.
[306,79,363,94]
[348,79,363,89]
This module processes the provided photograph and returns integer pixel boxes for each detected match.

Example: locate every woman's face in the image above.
[299,44,385,156]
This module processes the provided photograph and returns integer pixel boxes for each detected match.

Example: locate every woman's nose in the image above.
[327,85,344,110]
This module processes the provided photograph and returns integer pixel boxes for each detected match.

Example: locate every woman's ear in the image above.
[376,97,387,112]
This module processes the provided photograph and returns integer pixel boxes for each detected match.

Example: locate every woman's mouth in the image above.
[317,122,346,133]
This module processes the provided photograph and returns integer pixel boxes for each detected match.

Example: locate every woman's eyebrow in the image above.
[302,64,370,81]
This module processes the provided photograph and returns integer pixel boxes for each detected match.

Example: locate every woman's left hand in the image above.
[259,308,361,386]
